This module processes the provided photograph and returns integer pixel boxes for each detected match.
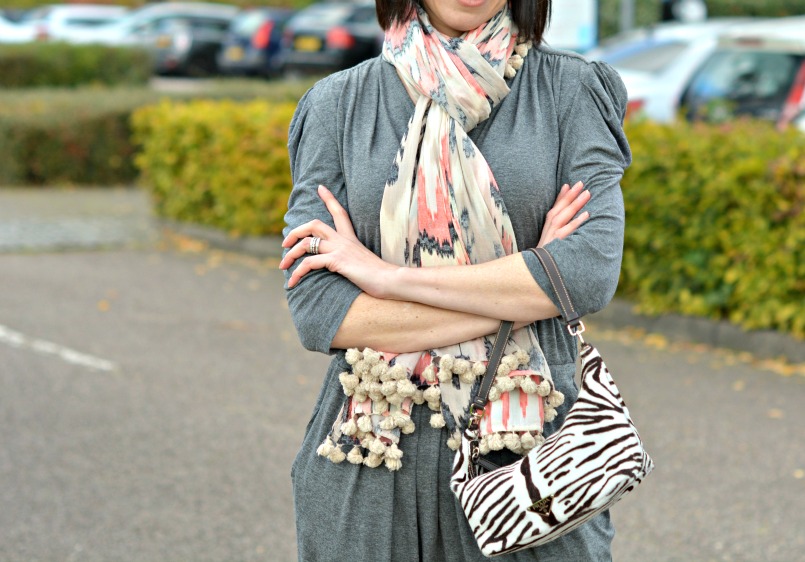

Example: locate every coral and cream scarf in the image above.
[316,6,563,471]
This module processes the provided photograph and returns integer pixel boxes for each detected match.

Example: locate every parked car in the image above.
[19,4,129,42]
[0,14,36,43]
[217,8,294,77]
[680,17,805,128]
[71,2,238,75]
[150,14,235,75]
[588,19,756,122]
[279,1,382,76]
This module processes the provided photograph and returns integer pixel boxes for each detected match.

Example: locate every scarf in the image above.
[316,6,563,471]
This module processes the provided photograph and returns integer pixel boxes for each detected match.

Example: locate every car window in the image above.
[188,17,230,32]
[683,50,803,120]
[599,39,689,74]
[291,5,351,28]
[232,11,266,35]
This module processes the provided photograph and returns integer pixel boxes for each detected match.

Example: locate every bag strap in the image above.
[526,247,586,338]
[471,319,514,414]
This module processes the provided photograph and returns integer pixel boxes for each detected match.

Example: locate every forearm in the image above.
[331,293,528,353]
[380,253,561,323]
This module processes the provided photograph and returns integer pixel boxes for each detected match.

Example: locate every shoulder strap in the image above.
[472,319,514,412]
[527,247,585,336]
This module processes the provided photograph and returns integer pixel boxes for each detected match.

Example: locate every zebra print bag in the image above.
[450,247,654,557]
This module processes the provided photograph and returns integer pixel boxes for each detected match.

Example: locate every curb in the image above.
[163,220,805,365]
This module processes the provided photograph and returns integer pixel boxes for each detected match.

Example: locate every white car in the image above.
[19,4,129,42]
[680,16,805,128]
[587,19,760,122]
[71,2,238,46]
[0,14,37,43]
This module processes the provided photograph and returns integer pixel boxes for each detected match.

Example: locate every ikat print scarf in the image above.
[316,5,564,471]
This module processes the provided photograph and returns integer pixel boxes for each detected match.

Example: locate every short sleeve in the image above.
[523,60,632,317]
[283,80,362,354]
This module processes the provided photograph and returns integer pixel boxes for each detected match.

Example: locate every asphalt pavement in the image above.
[0,188,803,562]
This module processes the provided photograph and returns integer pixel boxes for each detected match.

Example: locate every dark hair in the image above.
[375,1,552,44]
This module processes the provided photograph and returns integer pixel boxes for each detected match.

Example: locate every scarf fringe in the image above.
[317,347,563,471]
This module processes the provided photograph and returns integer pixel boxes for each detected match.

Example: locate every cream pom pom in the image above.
[544,407,557,423]
[422,364,437,383]
[515,349,530,366]
[386,393,404,406]
[488,386,502,402]
[371,362,389,381]
[345,348,362,365]
[533,433,545,448]
[439,355,454,373]
[427,400,441,412]
[520,376,539,394]
[504,64,516,79]
[347,446,364,465]
[423,385,441,403]
[430,413,446,429]
[367,381,384,401]
[446,434,462,451]
[352,391,368,404]
[381,380,398,397]
[328,446,346,464]
[357,415,374,434]
[536,380,552,397]
[514,41,530,58]
[453,358,470,375]
[401,419,416,434]
[385,443,403,461]
[363,452,384,468]
[459,370,476,384]
[397,379,417,398]
[437,367,453,384]
[340,419,358,436]
[510,375,523,389]
[496,376,516,393]
[388,364,407,381]
[508,53,524,71]
[488,433,505,451]
[472,361,486,378]
[353,360,370,378]
[316,436,335,458]
[338,372,360,393]
[385,458,402,471]
[362,349,381,366]
[503,432,521,452]
[369,438,387,456]
[379,416,396,431]
[496,363,512,378]
[520,432,537,451]
[501,354,520,371]
[547,390,565,408]
[412,389,425,405]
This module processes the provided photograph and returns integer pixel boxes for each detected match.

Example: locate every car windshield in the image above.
[600,39,689,74]
[683,49,804,120]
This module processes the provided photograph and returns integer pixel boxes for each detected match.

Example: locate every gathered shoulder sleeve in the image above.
[284,76,362,354]
[523,57,632,317]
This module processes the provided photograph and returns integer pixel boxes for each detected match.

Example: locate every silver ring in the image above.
[309,236,321,255]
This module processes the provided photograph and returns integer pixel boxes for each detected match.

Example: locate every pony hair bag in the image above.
[450,246,655,557]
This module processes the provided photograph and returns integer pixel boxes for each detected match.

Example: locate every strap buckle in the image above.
[567,320,586,342]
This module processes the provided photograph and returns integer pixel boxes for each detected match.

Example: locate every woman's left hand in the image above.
[279,185,398,293]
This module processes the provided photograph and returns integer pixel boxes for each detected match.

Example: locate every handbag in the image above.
[450,246,654,557]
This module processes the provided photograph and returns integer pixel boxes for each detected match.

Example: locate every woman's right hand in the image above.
[537,181,591,248]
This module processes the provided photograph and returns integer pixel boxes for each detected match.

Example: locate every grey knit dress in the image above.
[283,44,632,562]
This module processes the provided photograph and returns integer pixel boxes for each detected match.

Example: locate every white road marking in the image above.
[0,324,118,372]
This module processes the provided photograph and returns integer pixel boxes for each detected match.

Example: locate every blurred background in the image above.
[1,1,804,561]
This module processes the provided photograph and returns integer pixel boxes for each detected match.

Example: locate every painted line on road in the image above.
[0,324,118,372]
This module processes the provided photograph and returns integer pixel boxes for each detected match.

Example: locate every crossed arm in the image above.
[279,182,590,354]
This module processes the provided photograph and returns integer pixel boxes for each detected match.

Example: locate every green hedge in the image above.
[0,79,315,186]
[132,99,296,236]
[0,42,152,88]
[620,119,805,338]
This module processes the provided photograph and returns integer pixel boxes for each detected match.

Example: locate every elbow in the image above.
[576,263,620,317]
